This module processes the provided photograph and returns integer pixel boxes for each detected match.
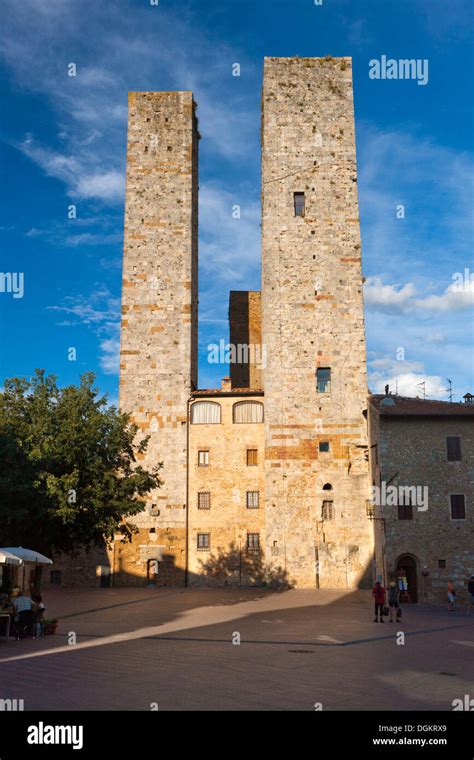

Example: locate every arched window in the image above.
[322,483,332,491]
[190,401,221,424]
[233,401,264,424]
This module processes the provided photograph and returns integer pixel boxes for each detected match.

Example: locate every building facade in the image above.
[47,57,380,591]
[368,395,474,604]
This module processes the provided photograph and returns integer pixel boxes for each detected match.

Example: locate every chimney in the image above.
[221,377,231,392]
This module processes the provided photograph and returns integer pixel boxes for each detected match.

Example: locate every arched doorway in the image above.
[396,554,418,603]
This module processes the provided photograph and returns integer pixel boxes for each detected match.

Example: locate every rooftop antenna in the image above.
[445,378,453,403]
[395,380,399,396]
[416,380,427,400]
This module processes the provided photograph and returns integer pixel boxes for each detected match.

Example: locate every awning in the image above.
[1,547,53,565]
[0,550,24,566]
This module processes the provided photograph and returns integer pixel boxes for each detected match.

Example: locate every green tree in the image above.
[0,370,161,557]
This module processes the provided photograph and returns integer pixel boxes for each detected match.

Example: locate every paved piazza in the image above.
[0,588,473,711]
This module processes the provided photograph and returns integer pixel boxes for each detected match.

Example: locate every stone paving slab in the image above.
[0,588,472,711]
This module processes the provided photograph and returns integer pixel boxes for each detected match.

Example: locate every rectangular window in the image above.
[316,368,331,393]
[319,441,330,453]
[397,503,413,520]
[247,533,260,552]
[50,570,61,585]
[294,192,305,217]
[398,489,413,520]
[198,450,209,466]
[197,533,210,550]
[446,436,462,461]
[322,501,334,520]
[246,449,258,466]
[438,559,446,569]
[246,491,259,509]
[197,491,211,510]
[450,494,466,520]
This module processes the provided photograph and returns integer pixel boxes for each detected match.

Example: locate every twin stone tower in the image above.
[118,57,374,590]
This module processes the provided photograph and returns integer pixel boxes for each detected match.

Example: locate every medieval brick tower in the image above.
[261,57,373,588]
[118,92,198,583]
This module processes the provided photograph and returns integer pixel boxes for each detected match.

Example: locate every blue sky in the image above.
[0,0,473,405]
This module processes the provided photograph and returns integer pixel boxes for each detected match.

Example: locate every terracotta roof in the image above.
[369,394,474,417]
[191,388,264,398]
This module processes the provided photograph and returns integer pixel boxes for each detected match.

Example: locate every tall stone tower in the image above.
[119,92,198,582]
[261,58,373,589]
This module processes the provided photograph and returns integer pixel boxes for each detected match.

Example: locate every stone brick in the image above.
[261,57,374,589]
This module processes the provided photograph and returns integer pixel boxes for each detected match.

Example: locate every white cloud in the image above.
[18,136,125,202]
[369,370,447,399]
[74,171,124,202]
[364,276,416,313]
[99,337,120,376]
[364,275,474,315]
[417,279,474,312]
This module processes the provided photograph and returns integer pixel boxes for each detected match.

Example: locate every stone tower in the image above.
[261,57,373,589]
[229,290,263,390]
[119,92,198,582]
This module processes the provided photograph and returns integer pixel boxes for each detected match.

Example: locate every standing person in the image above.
[31,593,45,636]
[388,581,400,623]
[0,593,13,637]
[447,580,456,611]
[466,575,474,616]
[372,580,386,623]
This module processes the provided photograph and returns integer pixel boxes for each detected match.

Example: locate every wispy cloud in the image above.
[49,287,119,326]
[359,123,474,397]
[1,0,258,205]
[49,286,121,376]
[358,124,474,280]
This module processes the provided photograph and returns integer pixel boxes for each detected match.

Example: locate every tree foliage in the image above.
[0,370,161,556]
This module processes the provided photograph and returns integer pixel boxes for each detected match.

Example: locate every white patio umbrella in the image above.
[0,550,23,566]
[1,547,52,565]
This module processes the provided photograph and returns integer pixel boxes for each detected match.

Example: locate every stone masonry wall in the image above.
[188,394,266,586]
[229,290,263,391]
[379,415,474,604]
[261,57,374,589]
[118,91,198,584]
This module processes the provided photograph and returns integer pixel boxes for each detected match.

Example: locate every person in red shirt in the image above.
[372,581,386,623]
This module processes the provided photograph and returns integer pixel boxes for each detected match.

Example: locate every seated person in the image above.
[12,589,35,620]
[11,590,37,639]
